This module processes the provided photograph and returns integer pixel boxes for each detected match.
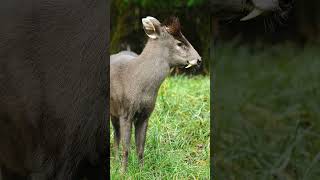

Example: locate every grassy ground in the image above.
[110,75,210,179]
[213,43,320,180]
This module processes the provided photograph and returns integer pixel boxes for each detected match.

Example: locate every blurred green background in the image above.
[212,0,320,179]
[213,43,320,179]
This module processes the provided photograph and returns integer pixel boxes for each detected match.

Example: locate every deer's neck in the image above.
[131,40,170,94]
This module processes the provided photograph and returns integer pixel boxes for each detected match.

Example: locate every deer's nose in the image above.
[197,58,202,65]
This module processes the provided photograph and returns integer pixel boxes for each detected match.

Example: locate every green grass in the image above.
[214,43,320,180]
[110,75,210,179]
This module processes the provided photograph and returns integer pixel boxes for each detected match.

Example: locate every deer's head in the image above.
[142,16,201,68]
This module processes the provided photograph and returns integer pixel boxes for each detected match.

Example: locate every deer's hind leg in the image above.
[111,116,120,159]
[119,115,132,172]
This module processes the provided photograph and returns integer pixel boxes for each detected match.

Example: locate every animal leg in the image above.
[111,116,120,159]
[119,116,132,172]
[134,119,148,167]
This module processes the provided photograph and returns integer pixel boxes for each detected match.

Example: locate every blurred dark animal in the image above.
[110,16,201,172]
[211,0,292,20]
[0,0,108,179]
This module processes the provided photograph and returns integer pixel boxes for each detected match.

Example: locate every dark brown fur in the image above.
[163,16,181,36]
[0,0,109,179]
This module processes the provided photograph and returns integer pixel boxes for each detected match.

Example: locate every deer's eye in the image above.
[177,42,183,47]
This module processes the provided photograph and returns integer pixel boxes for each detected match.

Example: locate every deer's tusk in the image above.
[241,8,264,21]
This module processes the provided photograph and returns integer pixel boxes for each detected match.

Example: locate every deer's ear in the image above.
[142,16,161,39]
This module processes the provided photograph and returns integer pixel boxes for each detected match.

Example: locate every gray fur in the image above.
[110,51,138,65]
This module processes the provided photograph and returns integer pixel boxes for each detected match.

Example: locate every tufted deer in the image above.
[110,16,201,171]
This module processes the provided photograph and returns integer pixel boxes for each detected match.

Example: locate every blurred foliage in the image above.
[211,1,320,178]
[110,0,210,74]
[213,42,320,179]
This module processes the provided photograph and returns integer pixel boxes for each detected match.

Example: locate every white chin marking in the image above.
[241,8,264,21]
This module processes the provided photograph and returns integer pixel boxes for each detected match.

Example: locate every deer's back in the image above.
[110,51,138,65]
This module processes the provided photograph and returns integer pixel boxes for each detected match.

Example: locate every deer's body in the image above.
[110,16,201,171]
[111,41,170,118]
[110,50,138,64]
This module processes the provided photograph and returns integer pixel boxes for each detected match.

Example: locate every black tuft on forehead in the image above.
[162,16,181,36]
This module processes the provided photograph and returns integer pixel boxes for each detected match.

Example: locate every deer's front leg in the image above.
[135,118,149,167]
